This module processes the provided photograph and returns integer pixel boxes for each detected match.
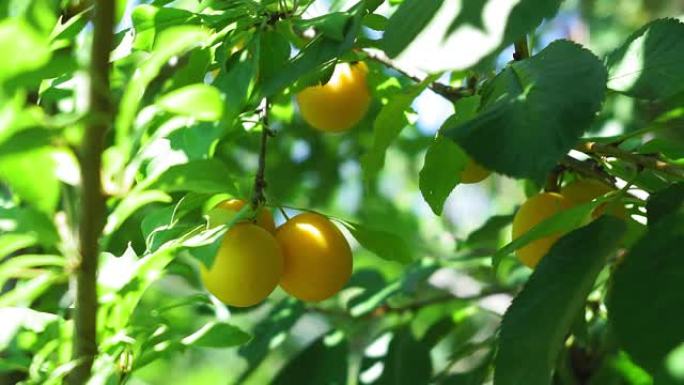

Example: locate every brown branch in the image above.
[578,141,684,179]
[560,156,616,186]
[68,1,114,384]
[251,99,270,209]
[361,49,473,101]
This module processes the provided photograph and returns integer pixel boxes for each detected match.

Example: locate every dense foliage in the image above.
[1,0,684,384]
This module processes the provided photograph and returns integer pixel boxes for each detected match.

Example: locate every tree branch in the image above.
[251,99,271,209]
[578,141,684,179]
[560,156,616,186]
[361,49,473,101]
[68,1,114,384]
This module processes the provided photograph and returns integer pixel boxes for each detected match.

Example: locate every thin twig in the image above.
[578,142,684,179]
[68,0,114,384]
[251,99,270,209]
[361,49,472,101]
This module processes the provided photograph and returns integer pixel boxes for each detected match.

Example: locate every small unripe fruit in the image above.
[276,212,353,301]
[200,224,283,307]
[512,192,571,268]
[296,62,371,133]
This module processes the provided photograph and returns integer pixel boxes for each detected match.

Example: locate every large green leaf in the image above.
[495,217,625,385]
[442,41,607,180]
[272,333,349,385]
[362,76,435,183]
[419,96,480,215]
[131,4,199,51]
[607,18,684,100]
[384,0,562,71]
[156,84,224,121]
[382,0,444,57]
[180,321,251,348]
[144,159,238,195]
[343,222,413,264]
[258,5,363,97]
[115,26,211,150]
[608,212,684,379]
[646,183,684,225]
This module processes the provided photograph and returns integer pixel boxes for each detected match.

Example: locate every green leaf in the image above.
[375,327,433,385]
[362,76,436,182]
[382,0,444,57]
[0,146,59,214]
[462,213,515,251]
[0,19,51,83]
[181,321,251,348]
[343,222,413,264]
[419,137,468,215]
[0,234,38,260]
[639,138,684,160]
[0,254,63,289]
[145,159,238,195]
[385,0,562,71]
[419,95,480,215]
[442,41,607,180]
[103,190,171,236]
[608,212,684,377]
[296,12,352,41]
[607,18,684,100]
[116,26,211,150]
[156,84,225,121]
[258,30,291,85]
[103,246,177,329]
[495,217,625,385]
[272,332,348,385]
[259,7,362,97]
[646,183,684,225]
[131,4,199,51]
[214,47,258,126]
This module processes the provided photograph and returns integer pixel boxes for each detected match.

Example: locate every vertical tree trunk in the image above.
[68,1,115,384]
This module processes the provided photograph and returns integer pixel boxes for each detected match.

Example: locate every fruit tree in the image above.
[1,1,684,384]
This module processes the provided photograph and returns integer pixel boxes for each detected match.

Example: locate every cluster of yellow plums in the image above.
[204,61,618,305]
[200,199,353,307]
[512,179,627,268]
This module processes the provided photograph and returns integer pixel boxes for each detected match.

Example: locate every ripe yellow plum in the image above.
[275,212,353,301]
[296,62,371,133]
[560,179,627,219]
[213,199,276,234]
[200,224,283,307]
[512,192,571,268]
